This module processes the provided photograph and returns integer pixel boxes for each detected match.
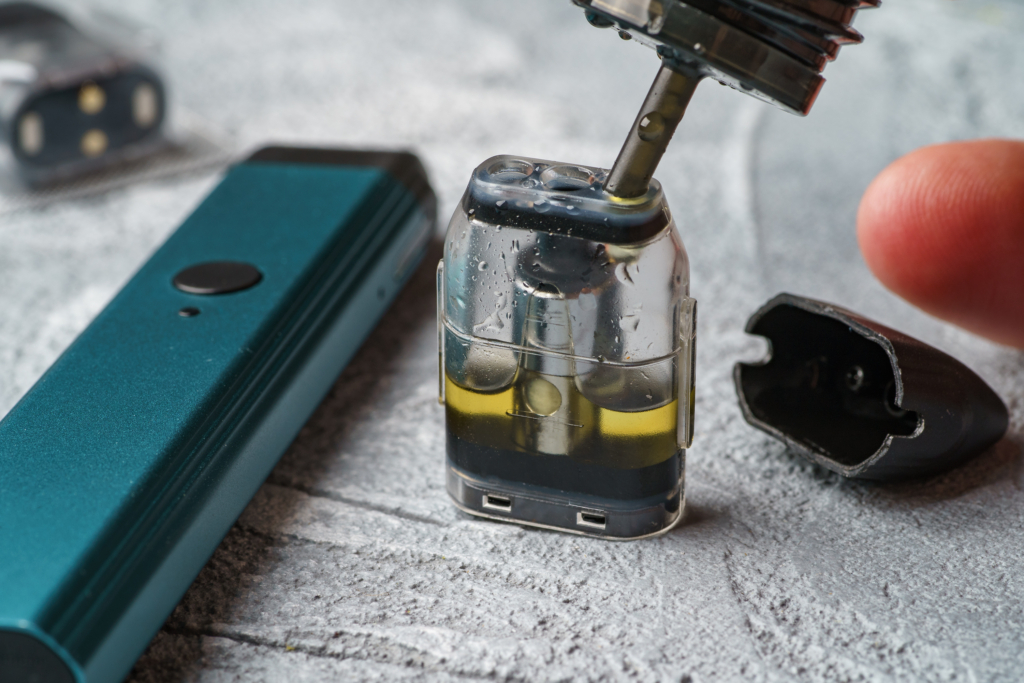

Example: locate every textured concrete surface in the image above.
[1,1,1023,681]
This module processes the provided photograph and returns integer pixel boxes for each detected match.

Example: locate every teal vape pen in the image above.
[0,146,435,683]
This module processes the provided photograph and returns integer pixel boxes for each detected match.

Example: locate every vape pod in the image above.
[439,156,696,539]
[0,3,167,184]
[438,0,875,539]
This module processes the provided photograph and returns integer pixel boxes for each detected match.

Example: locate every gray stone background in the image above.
[1,1,1023,680]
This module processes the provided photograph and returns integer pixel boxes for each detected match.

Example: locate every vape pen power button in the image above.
[173,261,263,295]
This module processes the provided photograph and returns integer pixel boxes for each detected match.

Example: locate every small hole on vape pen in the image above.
[577,511,606,529]
[483,494,512,511]
[178,307,200,318]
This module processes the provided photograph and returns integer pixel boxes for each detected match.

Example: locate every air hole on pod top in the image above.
[486,158,534,182]
[540,165,594,191]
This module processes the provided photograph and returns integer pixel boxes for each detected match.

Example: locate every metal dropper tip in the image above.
[604,63,701,199]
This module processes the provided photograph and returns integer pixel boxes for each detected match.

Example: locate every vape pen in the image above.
[0,146,435,683]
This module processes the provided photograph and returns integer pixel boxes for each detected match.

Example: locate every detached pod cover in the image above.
[735,294,1008,481]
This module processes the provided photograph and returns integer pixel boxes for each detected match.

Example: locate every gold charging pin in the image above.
[81,129,108,157]
[18,112,43,155]
[78,82,105,114]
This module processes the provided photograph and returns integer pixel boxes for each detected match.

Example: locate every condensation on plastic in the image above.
[438,155,696,450]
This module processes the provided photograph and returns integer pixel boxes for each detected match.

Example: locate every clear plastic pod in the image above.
[438,156,696,540]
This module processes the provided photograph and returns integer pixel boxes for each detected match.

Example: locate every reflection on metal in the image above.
[605,64,699,198]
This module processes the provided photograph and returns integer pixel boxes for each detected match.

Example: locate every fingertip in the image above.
[857,139,1024,347]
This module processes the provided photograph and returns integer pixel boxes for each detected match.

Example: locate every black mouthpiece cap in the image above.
[735,294,1009,481]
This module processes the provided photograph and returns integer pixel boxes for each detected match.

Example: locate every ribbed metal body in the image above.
[575,0,878,115]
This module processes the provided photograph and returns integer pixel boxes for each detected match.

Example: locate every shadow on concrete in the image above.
[762,427,1024,511]
[679,502,728,529]
[857,434,1024,506]
[266,236,443,491]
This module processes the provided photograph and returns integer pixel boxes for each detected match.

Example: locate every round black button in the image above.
[173,261,262,295]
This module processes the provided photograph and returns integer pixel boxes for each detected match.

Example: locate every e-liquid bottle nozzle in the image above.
[580,0,878,198]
